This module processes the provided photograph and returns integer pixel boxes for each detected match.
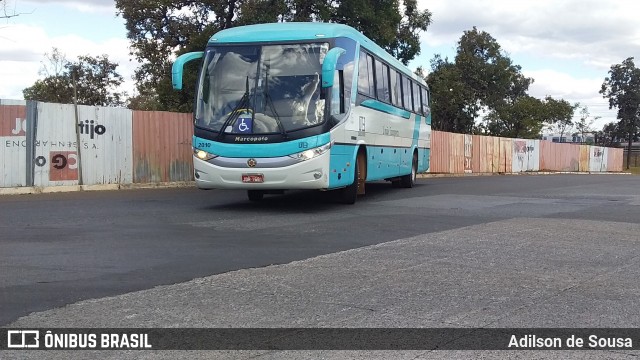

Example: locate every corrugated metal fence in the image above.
[0,101,626,188]
[132,111,193,183]
[1,101,194,188]
[430,130,624,174]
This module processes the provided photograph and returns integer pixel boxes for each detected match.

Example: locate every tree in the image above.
[2,0,19,19]
[426,55,477,133]
[596,122,622,147]
[454,27,533,110]
[544,96,577,142]
[482,96,547,138]
[115,0,432,112]
[600,57,640,169]
[427,27,540,136]
[574,105,599,144]
[23,48,127,107]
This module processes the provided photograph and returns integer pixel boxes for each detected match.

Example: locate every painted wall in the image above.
[431,131,623,175]
[512,139,540,172]
[0,101,627,188]
[32,102,133,186]
[0,104,27,187]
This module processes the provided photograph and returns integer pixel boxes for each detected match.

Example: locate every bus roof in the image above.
[208,22,423,83]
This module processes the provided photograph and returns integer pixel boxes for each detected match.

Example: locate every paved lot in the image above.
[1,174,640,358]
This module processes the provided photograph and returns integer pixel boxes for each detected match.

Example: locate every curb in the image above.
[0,182,196,196]
[417,172,632,178]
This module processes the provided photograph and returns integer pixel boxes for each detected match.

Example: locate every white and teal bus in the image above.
[172,22,431,204]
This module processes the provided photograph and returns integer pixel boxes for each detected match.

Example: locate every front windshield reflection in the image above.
[196,43,329,135]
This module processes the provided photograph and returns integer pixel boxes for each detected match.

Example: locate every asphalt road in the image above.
[2,174,640,358]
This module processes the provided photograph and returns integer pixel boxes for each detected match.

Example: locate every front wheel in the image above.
[339,159,359,204]
[247,190,264,202]
[400,154,418,188]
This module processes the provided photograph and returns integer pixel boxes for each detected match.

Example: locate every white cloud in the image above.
[416,0,637,130]
[23,0,116,14]
[420,0,640,64]
[525,69,615,129]
[0,23,135,100]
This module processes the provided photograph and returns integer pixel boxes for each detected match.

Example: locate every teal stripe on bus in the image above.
[412,115,421,149]
[361,99,411,119]
[193,133,331,158]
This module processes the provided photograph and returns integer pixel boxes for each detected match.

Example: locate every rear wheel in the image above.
[247,190,264,202]
[400,153,418,188]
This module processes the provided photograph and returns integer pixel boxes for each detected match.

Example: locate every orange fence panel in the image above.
[607,148,624,172]
[579,145,590,172]
[132,111,194,183]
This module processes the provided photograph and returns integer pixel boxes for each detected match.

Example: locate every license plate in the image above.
[242,174,264,183]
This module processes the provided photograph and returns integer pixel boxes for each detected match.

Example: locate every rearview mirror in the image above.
[321,47,346,88]
[172,52,204,90]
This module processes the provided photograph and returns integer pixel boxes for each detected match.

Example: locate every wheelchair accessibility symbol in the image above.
[238,119,249,132]
[233,117,253,134]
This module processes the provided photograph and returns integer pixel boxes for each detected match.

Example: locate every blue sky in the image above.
[2,0,639,132]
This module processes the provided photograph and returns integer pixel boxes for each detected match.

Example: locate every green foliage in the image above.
[427,27,552,138]
[482,96,546,138]
[600,59,640,137]
[600,57,640,168]
[454,27,532,109]
[543,96,578,141]
[426,55,477,133]
[22,48,126,106]
[115,0,432,111]
[596,122,622,147]
[574,106,599,144]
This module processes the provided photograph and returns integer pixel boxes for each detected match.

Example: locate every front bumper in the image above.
[193,152,330,190]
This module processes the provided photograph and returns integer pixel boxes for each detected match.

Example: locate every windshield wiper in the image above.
[262,63,288,139]
[217,76,252,140]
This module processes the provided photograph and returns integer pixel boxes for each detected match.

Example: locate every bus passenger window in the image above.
[375,61,390,103]
[412,82,420,113]
[402,77,412,111]
[421,87,429,115]
[357,51,375,98]
[390,70,401,107]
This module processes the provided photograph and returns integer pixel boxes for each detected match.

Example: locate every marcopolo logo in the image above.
[78,120,107,139]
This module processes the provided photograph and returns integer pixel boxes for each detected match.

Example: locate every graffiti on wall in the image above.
[512,139,540,172]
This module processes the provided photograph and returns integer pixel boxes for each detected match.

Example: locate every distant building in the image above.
[541,132,595,144]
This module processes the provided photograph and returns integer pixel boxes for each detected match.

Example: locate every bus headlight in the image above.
[289,142,332,161]
[194,149,218,161]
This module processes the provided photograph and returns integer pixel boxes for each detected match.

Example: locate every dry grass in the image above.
[626,167,640,175]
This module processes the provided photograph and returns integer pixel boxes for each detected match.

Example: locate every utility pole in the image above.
[72,72,83,186]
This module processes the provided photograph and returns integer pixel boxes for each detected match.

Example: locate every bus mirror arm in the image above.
[329,106,350,127]
[172,51,204,90]
[321,47,346,88]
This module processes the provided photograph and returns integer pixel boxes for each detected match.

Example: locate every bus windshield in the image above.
[196,42,329,135]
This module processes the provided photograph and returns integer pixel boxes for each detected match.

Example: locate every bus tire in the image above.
[400,153,418,188]
[247,190,264,202]
[340,158,359,205]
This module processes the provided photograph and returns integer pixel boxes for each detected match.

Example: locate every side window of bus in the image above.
[375,61,390,103]
[357,51,375,101]
[390,70,402,108]
[421,87,429,115]
[412,82,420,113]
[402,76,412,112]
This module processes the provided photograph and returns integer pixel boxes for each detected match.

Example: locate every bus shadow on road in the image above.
[202,182,427,213]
